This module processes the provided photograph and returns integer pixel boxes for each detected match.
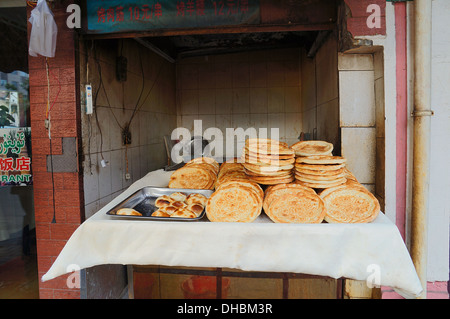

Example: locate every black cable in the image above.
[49,137,56,224]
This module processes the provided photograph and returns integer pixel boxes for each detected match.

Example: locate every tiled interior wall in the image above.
[337,51,384,200]
[300,33,340,154]
[79,39,177,218]
[176,48,303,158]
[373,50,385,211]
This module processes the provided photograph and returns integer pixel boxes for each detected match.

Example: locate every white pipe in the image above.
[410,0,433,299]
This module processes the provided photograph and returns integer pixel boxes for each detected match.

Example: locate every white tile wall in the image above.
[341,127,376,184]
[176,48,303,152]
[339,71,376,127]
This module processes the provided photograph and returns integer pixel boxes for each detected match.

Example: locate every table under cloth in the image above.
[41,169,423,298]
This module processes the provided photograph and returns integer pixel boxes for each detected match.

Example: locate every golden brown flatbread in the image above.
[244,149,295,160]
[263,183,316,213]
[206,182,262,222]
[319,185,380,223]
[294,163,346,171]
[186,157,220,175]
[245,138,294,155]
[265,190,325,224]
[291,140,334,156]
[294,178,346,189]
[169,165,216,190]
[247,174,295,185]
[296,155,346,165]
[295,167,345,176]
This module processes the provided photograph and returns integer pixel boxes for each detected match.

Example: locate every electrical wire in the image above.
[45,57,57,224]
[45,59,61,120]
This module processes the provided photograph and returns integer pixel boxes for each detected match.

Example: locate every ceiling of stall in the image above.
[137,30,321,60]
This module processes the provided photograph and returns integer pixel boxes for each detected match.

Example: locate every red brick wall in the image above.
[27,1,84,299]
[344,0,386,37]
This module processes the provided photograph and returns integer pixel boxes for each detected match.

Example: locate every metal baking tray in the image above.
[106,187,213,221]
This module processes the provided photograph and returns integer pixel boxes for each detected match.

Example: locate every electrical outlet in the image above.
[125,173,131,180]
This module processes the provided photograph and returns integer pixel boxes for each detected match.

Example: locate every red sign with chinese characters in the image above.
[86,0,260,34]
[0,131,32,186]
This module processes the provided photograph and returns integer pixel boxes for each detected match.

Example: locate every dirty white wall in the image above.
[80,39,177,218]
[425,0,450,282]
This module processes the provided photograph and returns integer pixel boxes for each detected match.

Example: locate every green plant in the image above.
[0,105,15,128]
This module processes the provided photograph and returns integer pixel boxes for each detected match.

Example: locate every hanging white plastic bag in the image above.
[28,0,58,58]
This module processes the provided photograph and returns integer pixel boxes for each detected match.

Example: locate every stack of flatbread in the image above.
[263,183,326,223]
[206,179,263,222]
[294,155,347,189]
[215,160,249,188]
[318,172,380,223]
[168,157,219,190]
[241,138,295,185]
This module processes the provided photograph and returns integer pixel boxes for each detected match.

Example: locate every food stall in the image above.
[37,0,422,299]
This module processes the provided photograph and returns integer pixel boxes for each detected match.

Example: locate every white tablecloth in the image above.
[41,169,423,298]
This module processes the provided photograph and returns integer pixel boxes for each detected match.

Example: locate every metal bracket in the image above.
[411,110,434,117]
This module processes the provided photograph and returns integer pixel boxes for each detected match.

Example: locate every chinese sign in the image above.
[0,130,32,186]
[86,0,261,34]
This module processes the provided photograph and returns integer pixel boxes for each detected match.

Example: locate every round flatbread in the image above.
[294,178,347,189]
[291,140,334,156]
[215,180,264,199]
[169,165,216,190]
[294,174,347,183]
[263,183,316,213]
[245,138,294,155]
[319,185,380,223]
[296,155,346,165]
[243,162,294,174]
[295,167,345,176]
[243,155,295,166]
[244,149,295,160]
[206,183,262,222]
[244,168,292,178]
[247,174,295,185]
[266,191,325,224]
[295,162,346,171]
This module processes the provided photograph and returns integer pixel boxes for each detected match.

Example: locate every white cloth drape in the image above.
[41,169,422,298]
